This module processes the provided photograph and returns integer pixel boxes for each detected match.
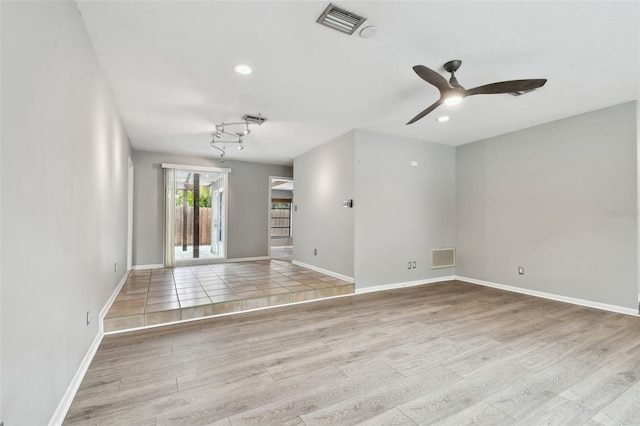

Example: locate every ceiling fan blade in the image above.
[464,79,547,96]
[413,65,452,93]
[406,100,442,125]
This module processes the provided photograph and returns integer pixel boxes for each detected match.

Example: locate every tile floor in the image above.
[174,244,222,260]
[270,246,293,260]
[104,259,354,332]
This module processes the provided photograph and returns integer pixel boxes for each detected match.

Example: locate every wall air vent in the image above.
[316,3,367,35]
[432,248,456,269]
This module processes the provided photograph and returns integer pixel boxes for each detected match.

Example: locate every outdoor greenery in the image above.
[271,202,291,209]
[176,186,212,207]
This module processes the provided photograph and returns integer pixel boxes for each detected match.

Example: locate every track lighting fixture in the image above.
[210,114,266,162]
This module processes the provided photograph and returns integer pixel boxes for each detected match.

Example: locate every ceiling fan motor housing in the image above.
[443,59,462,73]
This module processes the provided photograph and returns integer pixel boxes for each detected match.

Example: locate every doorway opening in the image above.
[269,177,293,260]
[163,164,229,266]
[174,170,225,261]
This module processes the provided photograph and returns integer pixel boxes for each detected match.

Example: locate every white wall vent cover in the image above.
[316,4,367,35]
[432,248,455,269]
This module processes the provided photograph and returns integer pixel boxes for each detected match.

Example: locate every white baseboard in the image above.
[356,276,455,295]
[456,276,639,317]
[99,272,129,334]
[227,256,271,263]
[291,260,354,283]
[49,329,103,426]
[133,257,275,270]
[49,272,129,425]
[132,263,164,270]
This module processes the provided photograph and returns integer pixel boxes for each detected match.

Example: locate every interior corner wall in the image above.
[456,102,638,309]
[132,151,292,265]
[1,2,132,424]
[354,130,456,288]
[637,100,640,306]
[0,3,3,423]
[293,131,355,278]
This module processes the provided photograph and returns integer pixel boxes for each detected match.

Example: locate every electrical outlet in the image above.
[86,311,91,325]
[412,261,417,268]
[314,248,317,256]
[518,266,524,275]
[407,262,412,269]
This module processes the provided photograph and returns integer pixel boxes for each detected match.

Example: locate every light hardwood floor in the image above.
[64,280,640,425]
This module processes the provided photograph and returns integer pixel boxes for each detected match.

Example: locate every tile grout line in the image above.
[105,260,355,332]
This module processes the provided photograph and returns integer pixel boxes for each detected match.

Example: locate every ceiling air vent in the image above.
[316,3,367,35]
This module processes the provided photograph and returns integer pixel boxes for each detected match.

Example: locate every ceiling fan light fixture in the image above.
[406,61,547,125]
[444,95,463,106]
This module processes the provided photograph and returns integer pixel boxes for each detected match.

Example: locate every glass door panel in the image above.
[174,169,225,261]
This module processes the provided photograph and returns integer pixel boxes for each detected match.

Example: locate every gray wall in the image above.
[456,102,638,309]
[132,151,292,265]
[293,131,355,278]
[354,130,456,288]
[1,2,131,424]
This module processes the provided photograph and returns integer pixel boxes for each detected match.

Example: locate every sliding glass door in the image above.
[210,184,224,256]
[164,164,228,265]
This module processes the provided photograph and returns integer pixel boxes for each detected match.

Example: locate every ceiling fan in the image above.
[407,60,547,124]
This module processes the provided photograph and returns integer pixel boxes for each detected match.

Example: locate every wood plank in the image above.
[591,381,640,425]
[64,280,640,425]
[300,366,462,425]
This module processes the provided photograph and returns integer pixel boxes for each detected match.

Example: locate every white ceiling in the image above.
[77,1,639,166]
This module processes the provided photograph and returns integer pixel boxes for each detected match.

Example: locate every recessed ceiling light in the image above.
[233,64,252,75]
[437,116,450,122]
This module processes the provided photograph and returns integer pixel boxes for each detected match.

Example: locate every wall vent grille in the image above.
[432,248,455,269]
[316,3,366,35]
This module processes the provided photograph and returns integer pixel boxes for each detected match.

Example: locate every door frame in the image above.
[162,163,230,265]
[127,156,134,271]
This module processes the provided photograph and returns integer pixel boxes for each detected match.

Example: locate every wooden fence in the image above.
[174,206,212,246]
[270,208,291,237]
